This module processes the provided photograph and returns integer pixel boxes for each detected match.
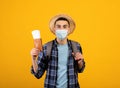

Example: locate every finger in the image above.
[72,52,83,60]
[32,52,39,56]
[75,53,81,58]
[34,48,39,51]
[31,50,39,55]
[77,52,83,57]
[72,52,75,56]
[74,57,78,60]
[72,52,80,57]
[76,54,84,60]
[72,53,78,60]
[33,49,40,53]
[75,55,80,60]
[76,52,82,56]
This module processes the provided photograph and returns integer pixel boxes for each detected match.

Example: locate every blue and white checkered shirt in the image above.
[31,39,85,88]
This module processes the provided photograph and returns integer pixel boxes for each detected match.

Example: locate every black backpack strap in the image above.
[45,41,53,59]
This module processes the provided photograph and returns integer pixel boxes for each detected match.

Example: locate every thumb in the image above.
[72,52,75,56]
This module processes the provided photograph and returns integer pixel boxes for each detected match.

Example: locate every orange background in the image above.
[0,0,120,88]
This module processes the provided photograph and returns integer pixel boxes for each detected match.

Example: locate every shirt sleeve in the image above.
[76,43,86,73]
[31,45,48,79]
[77,59,85,73]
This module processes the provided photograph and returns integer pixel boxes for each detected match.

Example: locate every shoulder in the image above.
[69,40,83,53]
[42,40,54,50]
[44,40,54,46]
[69,40,81,46]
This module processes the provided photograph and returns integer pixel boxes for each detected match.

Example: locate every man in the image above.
[30,14,85,88]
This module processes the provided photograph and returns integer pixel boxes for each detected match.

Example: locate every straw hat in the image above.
[49,14,76,34]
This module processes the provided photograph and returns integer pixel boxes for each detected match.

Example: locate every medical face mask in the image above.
[55,29,68,40]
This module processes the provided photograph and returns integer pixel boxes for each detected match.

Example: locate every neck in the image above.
[56,38,67,45]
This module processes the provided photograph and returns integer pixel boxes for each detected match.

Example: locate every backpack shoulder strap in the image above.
[70,40,80,54]
[45,40,81,58]
[45,41,53,58]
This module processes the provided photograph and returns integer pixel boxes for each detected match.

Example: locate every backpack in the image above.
[45,40,81,58]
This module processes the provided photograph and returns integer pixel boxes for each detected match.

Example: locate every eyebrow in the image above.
[56,24,69,26]
[55,24,61,27]
[55,24,68,28]
[63,24,68,26]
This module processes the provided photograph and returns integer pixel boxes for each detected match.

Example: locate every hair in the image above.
[54,17,70,26]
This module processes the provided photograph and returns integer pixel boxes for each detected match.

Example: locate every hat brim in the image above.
[49,14,76,34]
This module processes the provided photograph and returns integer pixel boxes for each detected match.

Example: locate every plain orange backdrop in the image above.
[0,0,120,88]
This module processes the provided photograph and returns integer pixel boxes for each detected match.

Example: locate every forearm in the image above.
[31,56,38,73]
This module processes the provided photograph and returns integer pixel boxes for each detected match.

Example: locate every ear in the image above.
[67,28,71,34]
[53,27,56,33]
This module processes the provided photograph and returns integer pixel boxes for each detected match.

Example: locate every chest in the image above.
[57,44,69,66]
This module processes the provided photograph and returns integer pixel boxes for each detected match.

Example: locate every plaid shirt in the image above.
[31,39,85,88]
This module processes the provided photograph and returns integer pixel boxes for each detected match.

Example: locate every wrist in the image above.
[31,56,37,60]
[78,59,84,68]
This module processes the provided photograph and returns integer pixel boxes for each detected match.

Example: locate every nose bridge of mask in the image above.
[56,29,68,33]
[55,29,68,40]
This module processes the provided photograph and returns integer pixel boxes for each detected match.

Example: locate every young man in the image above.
[30,14,85,88]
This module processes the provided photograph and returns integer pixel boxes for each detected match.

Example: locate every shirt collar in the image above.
[53,38,72,48]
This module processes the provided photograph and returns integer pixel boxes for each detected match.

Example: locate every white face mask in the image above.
[55,29,68,40]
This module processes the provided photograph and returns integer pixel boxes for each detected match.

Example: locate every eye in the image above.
[63,25,68,28]
[55,25,61,28]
